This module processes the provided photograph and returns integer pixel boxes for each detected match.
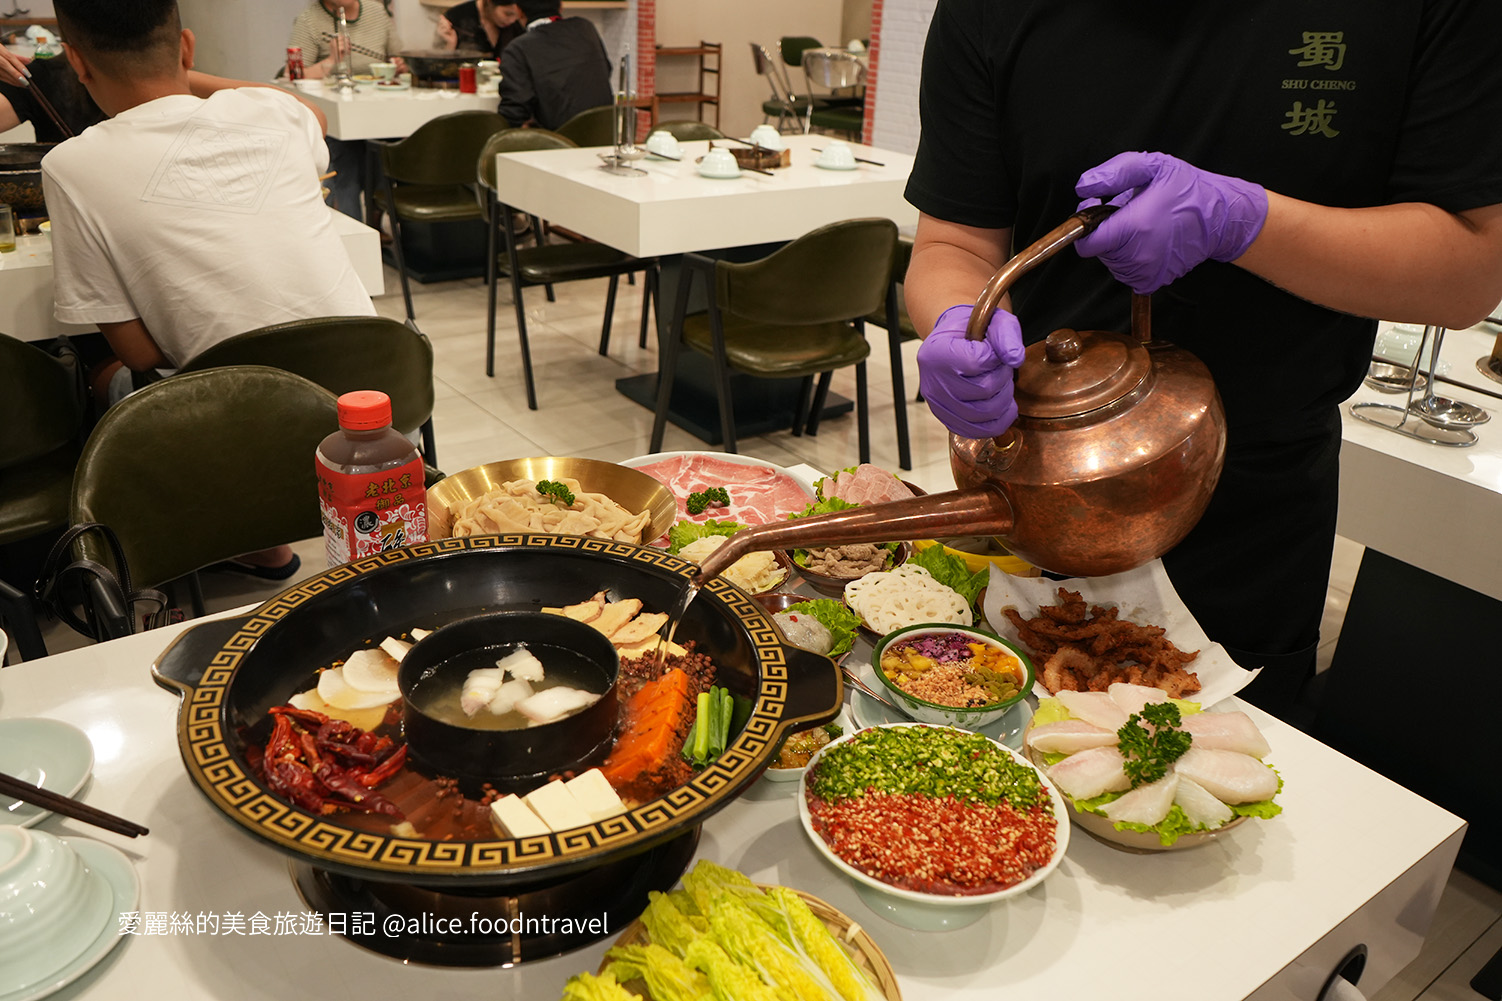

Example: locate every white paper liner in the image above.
[982,560,1259,709]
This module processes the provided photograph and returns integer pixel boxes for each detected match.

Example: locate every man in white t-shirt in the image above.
[44,0,378,580]
[44,0,375,390]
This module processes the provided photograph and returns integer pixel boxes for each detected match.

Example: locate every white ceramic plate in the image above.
[0,839,140,1001]
[814,160,858,171]
[0,719,94,829]
[849,684,1032,750]
[799,723,1070,930]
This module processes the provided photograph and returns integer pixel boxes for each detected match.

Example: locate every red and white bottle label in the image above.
[317,456,428,566]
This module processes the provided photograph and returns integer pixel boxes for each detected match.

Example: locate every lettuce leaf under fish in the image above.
[668,518,745,554]
[908,544,989,608]
[793,599,859,658]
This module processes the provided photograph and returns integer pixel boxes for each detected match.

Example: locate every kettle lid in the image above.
[1014,328,1151,419]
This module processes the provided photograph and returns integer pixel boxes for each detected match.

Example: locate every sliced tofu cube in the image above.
[565,768,627,822]
[525,781,592,832]
[490,794,550,837]
[410,627,433,641]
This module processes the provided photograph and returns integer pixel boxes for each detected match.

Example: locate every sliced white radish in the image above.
[379,636,413,663]
[340,648,401,695]
[318,666,398,710]
[288,687,387,731]
[488,678,534,716]
[497,647,545,683]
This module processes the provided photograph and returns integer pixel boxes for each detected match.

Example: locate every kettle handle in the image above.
[966,203,1120,341]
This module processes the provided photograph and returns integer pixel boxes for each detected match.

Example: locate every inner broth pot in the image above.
[696,205,1227,580]
[399,611,620,791]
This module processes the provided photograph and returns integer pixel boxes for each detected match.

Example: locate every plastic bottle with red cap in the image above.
[316,390,428,567]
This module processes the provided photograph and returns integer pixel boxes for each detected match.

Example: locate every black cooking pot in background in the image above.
[0,143,54,212]
[400,49,487,88]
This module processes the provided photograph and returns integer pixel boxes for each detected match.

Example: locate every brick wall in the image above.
[867,0,936,155]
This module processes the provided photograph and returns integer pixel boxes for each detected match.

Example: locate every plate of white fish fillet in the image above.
[1023,681,1282,852]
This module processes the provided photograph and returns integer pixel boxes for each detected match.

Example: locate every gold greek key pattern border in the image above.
[178,535,824,873]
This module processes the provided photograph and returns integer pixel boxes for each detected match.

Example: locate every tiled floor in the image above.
[22,262,1502,1000]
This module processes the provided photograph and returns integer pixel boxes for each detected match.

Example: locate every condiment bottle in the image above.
[316,391,427,567]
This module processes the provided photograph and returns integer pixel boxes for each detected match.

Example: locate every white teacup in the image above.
[0,827,113,994]
[370,61,397,82]
[748,125,785,151]
[816,140,857,169]
[698,147,741,178]
[644,130,682,159]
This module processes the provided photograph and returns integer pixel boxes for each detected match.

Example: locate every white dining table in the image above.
[274,81,500,142]
[0,208,384,342]
[489,134,918,259]
[0,583,1464,1001]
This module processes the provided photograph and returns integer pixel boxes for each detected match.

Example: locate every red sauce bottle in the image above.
[316,391,427,567]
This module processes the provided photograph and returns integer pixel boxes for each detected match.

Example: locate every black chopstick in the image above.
[813,147,884,167]
[319,33,386,61]
[0,770,150,838]
[18,68,74,139]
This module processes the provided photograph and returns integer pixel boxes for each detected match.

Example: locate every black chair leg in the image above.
[513,279,536,409]
[805,371,833,435]
[884,290,912,470]
[707,302,738,454]
[383,177,415,323]
[0,578,47,662]
[420,416,437,468]
[650,266,697,452]
[627,273,636,286]
[791,375,814,436]
[485,195,499,377]
[599,275,620,356]
[637,266,656,350]
[856,360,870,465]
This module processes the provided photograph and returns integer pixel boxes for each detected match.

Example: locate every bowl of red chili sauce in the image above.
[799,723,1069,929]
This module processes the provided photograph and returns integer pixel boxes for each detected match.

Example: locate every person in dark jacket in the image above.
[495,0,610,131]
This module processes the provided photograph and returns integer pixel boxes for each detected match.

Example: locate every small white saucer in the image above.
[0,719,94,829]
[1,839,139,1001]
[697,167,741,179]
[849,686,1032,749]
[814,160,858,171]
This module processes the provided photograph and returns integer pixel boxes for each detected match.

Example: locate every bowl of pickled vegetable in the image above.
[871,624,1033,729]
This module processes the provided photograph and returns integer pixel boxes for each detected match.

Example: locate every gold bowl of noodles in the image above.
[427,457,678,544]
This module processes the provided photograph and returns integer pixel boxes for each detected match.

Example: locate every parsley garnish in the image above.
[1116,702,1192,787]
[536,479,575,507]
[686,486,730,515]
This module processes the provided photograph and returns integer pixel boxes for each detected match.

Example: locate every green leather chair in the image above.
[69,367,337,636]
[651,120,727,142]
[554,105,619,147]
[373,110,511,322]
[178,316,438,467]
[477,128,658,409]
[649,218,900,465]
[0,333,85,660]
[780,36,823,69]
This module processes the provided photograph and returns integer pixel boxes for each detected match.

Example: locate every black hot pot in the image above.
[151,534,841,965]
[0,143,53,212]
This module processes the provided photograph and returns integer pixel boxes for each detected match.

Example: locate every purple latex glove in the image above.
[917,304,1026,438]
[1074,151,1268,295]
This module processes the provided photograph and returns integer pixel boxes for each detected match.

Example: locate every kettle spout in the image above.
[690,484,1016,589]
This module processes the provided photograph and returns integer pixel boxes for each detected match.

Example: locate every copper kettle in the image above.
[694,206,1227,583]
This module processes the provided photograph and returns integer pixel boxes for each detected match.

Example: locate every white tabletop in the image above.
[1338,322,1502,598]
[0,209,383,341]
[275,81,500,141]
[0,603,1463,1001]
[490,134,919,258]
